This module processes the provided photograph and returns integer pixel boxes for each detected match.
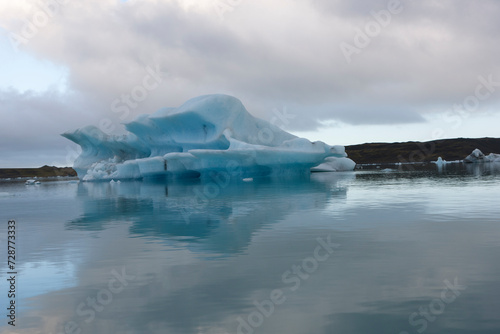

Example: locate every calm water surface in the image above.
[1,163,500,334]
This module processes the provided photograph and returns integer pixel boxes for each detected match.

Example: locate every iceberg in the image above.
[464,149,500,163]
[431,156,448,167]
[63,94,352,181]
[310,156,356,172]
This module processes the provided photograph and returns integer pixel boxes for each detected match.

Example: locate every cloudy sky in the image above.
[1,0,499,167]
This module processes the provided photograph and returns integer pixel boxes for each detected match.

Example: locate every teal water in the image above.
[1,163,500,334]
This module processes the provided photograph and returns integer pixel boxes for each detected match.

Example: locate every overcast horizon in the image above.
[1,0,500,168]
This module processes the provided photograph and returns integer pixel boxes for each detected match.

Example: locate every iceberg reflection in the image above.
[67,173,354,255]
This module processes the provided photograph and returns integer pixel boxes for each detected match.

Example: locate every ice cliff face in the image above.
[62,94,350,180]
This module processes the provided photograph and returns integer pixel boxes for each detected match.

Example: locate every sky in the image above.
[0,0,499,168]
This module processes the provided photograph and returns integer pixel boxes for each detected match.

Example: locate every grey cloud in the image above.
[311,0,394,17]
[0,89,97,167]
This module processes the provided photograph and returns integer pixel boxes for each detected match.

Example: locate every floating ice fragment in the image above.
[311,157,356,172]
[464,149,500,163]
[381,168,394,172]
[432,157,447,166]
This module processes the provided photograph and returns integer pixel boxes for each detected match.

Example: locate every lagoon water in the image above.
[1,163,500,334]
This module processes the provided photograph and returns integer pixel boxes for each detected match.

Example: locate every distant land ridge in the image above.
[0,166,77,179]
[346,137,500,164]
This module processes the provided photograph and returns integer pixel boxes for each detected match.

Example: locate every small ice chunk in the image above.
[311,157,356,172]
[464,149,500,163]
[432,157,447,166]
